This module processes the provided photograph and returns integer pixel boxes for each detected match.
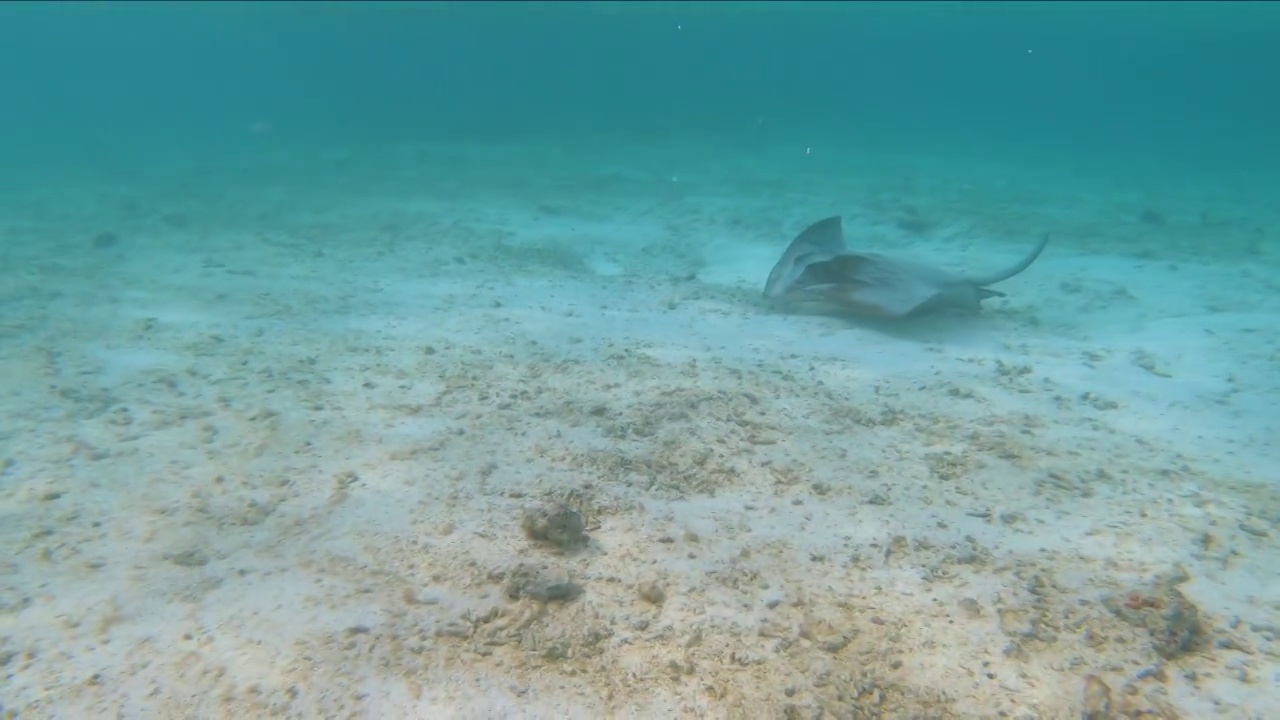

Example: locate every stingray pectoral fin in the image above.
[796,253,951,318]
[817,278,938,319]
[967,234,1049,287]
[817,285,920,319]
[764,216,847,298]
[791,216,846,255]
[791,253,874,289]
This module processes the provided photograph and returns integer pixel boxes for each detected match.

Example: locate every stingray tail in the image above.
[967,234,1049,287]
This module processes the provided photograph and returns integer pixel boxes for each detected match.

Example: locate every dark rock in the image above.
[520,502,588,552]
[504,563,581,603]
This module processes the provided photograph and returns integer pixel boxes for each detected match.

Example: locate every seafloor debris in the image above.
[635,578,666,606]
[1080,674,1113,720]
[1102,569,1204,660]
[520,502,589,552]
[502,563,582,603]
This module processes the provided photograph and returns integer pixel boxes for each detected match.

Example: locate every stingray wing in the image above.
[794,253,948,318]
[763,216,846,298]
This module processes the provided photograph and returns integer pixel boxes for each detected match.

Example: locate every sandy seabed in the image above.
[1,140,1278,719]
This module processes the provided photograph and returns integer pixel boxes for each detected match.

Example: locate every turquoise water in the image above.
[2,2,1276,174]
[1,3,1277,718]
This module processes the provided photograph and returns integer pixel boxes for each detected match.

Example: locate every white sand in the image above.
[1,140,1277,718]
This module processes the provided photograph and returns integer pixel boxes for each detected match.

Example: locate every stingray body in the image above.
[764,216,1048,319]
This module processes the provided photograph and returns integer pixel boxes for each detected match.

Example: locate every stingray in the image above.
[763,216,1048,319]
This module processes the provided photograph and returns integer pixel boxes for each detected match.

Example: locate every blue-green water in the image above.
[1,2,1276,174]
